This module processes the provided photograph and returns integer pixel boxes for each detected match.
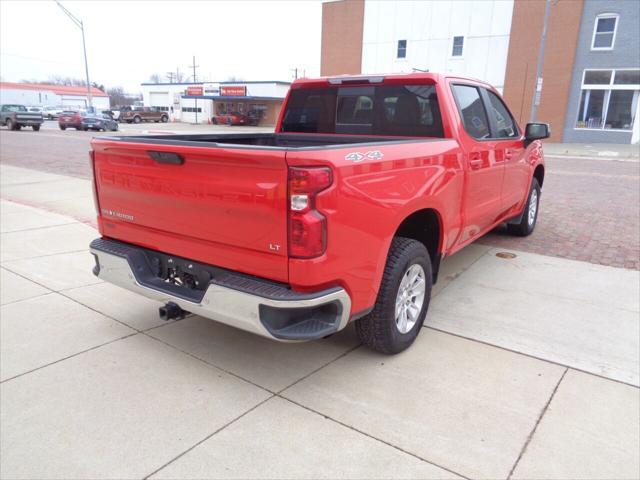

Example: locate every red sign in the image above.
[220,86,247,96]
[186,86,203,96]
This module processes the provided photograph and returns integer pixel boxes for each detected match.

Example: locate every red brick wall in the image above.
[320,0,365,76]
[503,0,584,141]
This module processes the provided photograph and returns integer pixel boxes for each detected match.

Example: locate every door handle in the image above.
[504,148,516,160]
[469,153,483,170]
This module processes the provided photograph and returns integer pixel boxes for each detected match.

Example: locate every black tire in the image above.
[355,237,432,354]
[60,125,66,130]
[227,117,233,126]
[161,115,168,123]
[32,125,40,131]
[507,178,540,237]
[133,116,141,124]
[6,119,15,130]
[211,117,218,125]
[83,127,88,131]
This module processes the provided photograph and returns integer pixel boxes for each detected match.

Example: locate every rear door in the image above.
[451,84,505,243]
[91,139,290,282]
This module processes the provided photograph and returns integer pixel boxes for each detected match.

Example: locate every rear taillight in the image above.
[89,150,100,215]
[288,167,332,258]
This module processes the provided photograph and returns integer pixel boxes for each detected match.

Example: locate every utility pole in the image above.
[529,0,551,123]
[291,67,298,80]
[166,72,175,83]
[187,56,200,123]
[55,1,92,109]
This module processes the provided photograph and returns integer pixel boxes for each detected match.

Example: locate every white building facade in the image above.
[0,82,110,110]
[359,0,515,92]
[140,81,290,124]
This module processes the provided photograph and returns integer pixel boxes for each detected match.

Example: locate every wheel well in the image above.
[534,164,545,188]
[394,209,442,283]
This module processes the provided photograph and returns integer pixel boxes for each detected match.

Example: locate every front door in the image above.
[481,89,528,217]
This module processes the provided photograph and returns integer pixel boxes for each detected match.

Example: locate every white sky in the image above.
[0,0,322,93]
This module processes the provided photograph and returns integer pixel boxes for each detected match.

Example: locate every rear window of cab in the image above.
[281,85,444,138]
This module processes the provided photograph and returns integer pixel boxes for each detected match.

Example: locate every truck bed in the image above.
[107,133,446,149]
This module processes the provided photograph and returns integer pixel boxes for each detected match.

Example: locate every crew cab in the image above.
[1,104,43,131]
[89,73,548,354]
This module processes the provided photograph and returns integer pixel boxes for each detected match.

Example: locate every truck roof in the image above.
[292,72,492,89]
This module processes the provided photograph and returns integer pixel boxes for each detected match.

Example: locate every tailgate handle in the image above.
[148,151,184,165]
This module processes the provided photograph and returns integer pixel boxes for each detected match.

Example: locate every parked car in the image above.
[81,114,119,132]
[88,72,548,354]
[1,104,43,131]
[120,106,168,124]
[28,106,43,114]
[42,106,65,119]
[58,110,84,130]
[212,111,249,126]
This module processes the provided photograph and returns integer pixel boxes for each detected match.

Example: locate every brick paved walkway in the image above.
[483,157,639,270]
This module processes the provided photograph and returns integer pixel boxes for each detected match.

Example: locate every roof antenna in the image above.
[412,68,429,73]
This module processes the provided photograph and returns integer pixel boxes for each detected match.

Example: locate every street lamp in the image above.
[55,1,92,109]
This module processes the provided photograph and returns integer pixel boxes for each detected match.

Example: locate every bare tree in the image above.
[226,75,244,82]
[148,73,162,83]
[106,87,136,108]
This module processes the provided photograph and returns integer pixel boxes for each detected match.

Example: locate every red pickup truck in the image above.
[89,73,548,354]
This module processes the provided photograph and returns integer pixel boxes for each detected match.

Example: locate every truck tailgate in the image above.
[91,140,289,282]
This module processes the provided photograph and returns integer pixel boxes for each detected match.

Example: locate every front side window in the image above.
[452,36,464,57]
[592,14,618,50]
[485,91,518,138]
[451,85,490,139]
[397,40,407,59]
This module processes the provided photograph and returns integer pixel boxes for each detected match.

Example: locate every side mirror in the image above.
[525,123,550,143]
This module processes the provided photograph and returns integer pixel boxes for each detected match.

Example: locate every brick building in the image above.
[320,0,640,143]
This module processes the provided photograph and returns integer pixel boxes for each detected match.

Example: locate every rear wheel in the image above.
[161,115,168,123]
[133,116,141,124]
[507,178,540,237]
[355,237,432,354]
[211,117,218,125]
[59,125,66,130]
[32,125,40,131]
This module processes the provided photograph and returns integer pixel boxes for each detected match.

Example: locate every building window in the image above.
[576,69,639,130]
[397,40,407,59]
[451,36,464,57]
[591,14,618,50]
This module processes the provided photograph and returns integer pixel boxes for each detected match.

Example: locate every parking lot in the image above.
[1,125,639,479]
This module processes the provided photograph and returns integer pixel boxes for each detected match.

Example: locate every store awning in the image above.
[181,95,284,101]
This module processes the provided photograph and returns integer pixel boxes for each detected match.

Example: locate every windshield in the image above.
[4,105,27,112]
[280,84,444,137]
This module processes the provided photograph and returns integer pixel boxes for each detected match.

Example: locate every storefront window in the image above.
[576,69,639,131]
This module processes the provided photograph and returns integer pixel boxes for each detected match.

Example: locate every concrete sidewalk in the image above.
[1,165,638,479]
[544,142,640,160]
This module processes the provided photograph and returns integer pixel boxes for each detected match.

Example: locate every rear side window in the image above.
[485,90,519,138]
[451,85,490,139]
[281,85,444,137]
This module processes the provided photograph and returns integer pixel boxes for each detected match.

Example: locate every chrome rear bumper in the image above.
[89,238,351,341]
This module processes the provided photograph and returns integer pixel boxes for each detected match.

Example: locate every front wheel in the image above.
[355,237,432,354]
[133,116,141,124]
[59,125,66,130]
[507,178,540,237]
[161,115,168,123]
[32,125,40,131]
[6,119,15,130]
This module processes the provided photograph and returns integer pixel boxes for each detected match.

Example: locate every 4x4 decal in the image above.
[345,150,384,162]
